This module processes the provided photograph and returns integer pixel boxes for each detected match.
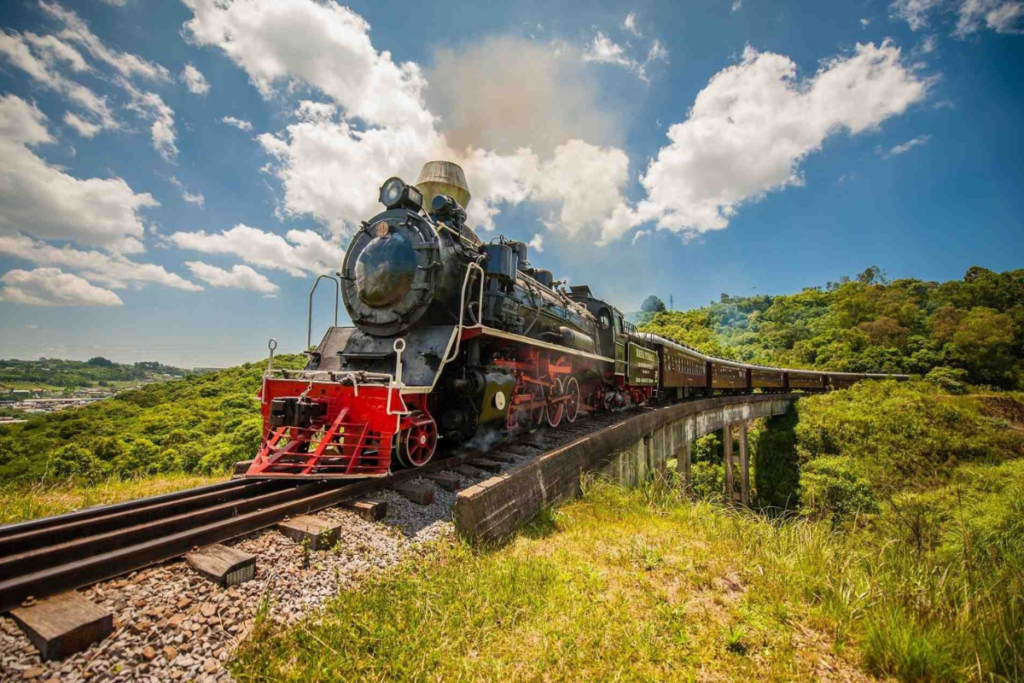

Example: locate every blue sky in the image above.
[0,0,1021,367]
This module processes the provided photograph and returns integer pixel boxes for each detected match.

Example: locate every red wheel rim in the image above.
[546,378,564,428]
[401,413,437,467]
[564,377,580,423]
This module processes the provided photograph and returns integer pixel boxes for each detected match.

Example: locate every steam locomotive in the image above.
[246,162,906,479]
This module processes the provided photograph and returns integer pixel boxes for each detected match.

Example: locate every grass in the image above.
[0,473,229,525]
[232,468,1024,683]
[231,479,877,683]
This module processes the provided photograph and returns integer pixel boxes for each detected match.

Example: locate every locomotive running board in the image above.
[461,325,615,364]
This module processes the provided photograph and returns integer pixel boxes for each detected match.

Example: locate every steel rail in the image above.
[0,446,481,614]
[0,478,256,539]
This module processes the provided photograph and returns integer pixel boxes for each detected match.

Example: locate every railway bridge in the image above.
[455,393,796,542]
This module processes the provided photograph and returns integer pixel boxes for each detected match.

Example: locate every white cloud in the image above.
[0,268,123,306]
[882,134,932,158]
[63,111,101,137]
[120,79,177,162]
[890,0,1024,34]
[460,140,634,244]
[647,39,669,64]
[635,42,930,239]
[0,94,157,253]
[955,0,1024,34]
[99,0,129,6]
[732,0,743,12]
[182,0,433,131]
[257,110,447,235]
[168,225,345,277]
[920,34,940,52]
[890,0,946,30]
[184,262,278,295]
[40,1,170,81]
[168,176,205,208]
[221,116,253,131]
[180,63,210,95]
[527,233,544,253]
[182,190,205,207]
[0,234,203,291]
[23,32,89,72]
[623,12,642,36]
[0,31,117,130]
[582,30,667,83]
[584,31,634,68]
[861,18,872,26]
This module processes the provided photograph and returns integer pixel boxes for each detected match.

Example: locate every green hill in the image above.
[0,357,188,394]
[639,265,1024,389]
[0,354,306,486]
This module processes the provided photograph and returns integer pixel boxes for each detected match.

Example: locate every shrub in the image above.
[798,456,877,524]
[924,366,970,394]
[690,461,724,499]
[46,444,105,483]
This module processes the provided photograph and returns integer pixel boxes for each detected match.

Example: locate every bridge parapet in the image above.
[455,394,797,543]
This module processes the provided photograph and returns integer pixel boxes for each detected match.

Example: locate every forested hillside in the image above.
[0,355,305,485]
[0,357,187,391]
[640,266,1024,389]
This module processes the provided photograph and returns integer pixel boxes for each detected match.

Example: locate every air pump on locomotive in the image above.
[246,161,904,479]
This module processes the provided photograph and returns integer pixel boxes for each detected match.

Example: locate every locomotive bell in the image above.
[416,161,471,211]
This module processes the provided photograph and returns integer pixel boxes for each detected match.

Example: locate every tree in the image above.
[640,296,666,313]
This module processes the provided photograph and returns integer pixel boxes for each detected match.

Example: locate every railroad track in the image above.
[0,407,637,615]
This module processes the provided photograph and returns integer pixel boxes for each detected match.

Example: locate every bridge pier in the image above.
[455,394,795,542]
[723,422,751,506]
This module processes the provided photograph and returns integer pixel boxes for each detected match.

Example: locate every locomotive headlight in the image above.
[380,177,405,208]
[379,177,424,212]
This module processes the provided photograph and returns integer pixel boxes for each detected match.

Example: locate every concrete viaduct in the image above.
[455,394,797,543]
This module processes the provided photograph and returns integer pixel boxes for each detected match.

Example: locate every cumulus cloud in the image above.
[120,79,177,161]
[582,29,667,83]
[182,0,433,131]
[180,63,210,95]
[257,110,447,234]
[623,12,642,36]
[633,42,930,240]
[184,262,278,295]
[882,134,932,157]
[584,31,635,67]
[0,94,158,253]
[221,115,253,131]
[0,234,203,291]
[22,32,89,72]
[168,225,345,277]
[182,0,926,249]
[890,0,1024,34]
[168,176,205,208]
[0,31,117,131]
[40,1,170,81]
[527,233,544,253]
[63,111,100,137]
[0,267,123,306]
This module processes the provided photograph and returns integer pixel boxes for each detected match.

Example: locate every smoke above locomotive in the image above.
[244,162,907,479]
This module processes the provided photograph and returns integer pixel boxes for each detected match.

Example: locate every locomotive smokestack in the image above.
[416,161,471,211]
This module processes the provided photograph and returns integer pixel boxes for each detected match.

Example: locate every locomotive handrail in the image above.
[442,261,486,366]
[307,274,340,350]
